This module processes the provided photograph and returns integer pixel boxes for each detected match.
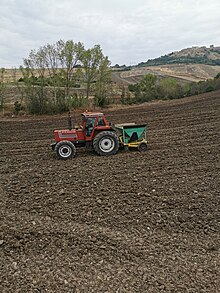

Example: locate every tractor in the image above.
[51,112,148,159]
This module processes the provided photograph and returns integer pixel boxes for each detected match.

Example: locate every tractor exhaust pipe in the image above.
[68,111,72,130]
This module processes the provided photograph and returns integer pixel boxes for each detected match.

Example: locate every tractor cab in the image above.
[80,112,112,140]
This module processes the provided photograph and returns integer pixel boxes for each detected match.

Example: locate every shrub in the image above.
[68,94,88,108]
[14,101,23,115]
[94,95,110,107]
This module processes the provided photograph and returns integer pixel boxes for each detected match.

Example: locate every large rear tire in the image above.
[93,131,119,156]
[55,140,76,160]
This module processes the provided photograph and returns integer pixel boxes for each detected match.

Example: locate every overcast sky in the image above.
[1,0,220,67]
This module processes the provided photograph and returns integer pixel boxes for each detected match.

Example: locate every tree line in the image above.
[120,73,220,105]
[1,40,112,114]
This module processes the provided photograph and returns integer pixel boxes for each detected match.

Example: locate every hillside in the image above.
[112,64,220,85]
[137,45,220,67]
[112,45,220,86]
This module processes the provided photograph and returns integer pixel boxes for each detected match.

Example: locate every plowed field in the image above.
[0,91,220,292]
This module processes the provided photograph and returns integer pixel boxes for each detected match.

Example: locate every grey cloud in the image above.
[0,0,220,67]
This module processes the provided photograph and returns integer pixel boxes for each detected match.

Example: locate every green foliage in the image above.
[138,55,220,67]
[94,95,110,107]
[94,82,112,107]
[67,94,88,108]
[20,40,111,114]
[17,74,81,88]
[205,85,214,92]
[129,74,158,103]
[120,87,133,105]
[14,101,23,115]
[126,72,220,106]
[140,74,157,91]
[93,56,112,107]
[57,40,84,96]
[27,88,49,115]
[182,83,191,96]
[215,72,220,79]
[80,44,111,99]
[157,78,183,99]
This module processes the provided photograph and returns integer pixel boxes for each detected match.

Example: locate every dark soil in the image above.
[0,91,220,292]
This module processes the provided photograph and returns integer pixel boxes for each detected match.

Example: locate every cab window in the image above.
[86,117,96,136]
[97,117,105,126]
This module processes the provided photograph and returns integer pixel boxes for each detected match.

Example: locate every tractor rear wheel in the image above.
[55,140,76,160]
[138,142,148,152]
[93,131,119,156]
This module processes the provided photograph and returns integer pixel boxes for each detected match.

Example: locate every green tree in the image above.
[80,45,110,99]
[121,86,134,104]
[139,74,157,102]
[158,78,180,99]
[182,83,191,96]
[57,40,84,97]
[43,43,61,101]
[23,48,49,114]
[11,67,26,111]
[94,56,112,107]
[21,40,113,113]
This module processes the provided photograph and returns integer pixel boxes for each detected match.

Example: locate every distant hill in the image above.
[111,46,220,86]
[112,63,220,86]
[137,45,220,67]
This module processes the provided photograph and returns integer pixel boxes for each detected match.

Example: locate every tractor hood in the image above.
[54,129,78,142]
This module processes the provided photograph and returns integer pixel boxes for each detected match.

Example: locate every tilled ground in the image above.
[0,91,220,292]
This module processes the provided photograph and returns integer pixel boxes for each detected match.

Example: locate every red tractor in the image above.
[51,112,120,159]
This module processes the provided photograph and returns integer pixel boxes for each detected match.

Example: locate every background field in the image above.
[0,90,220,292]
[112,64,220,85]
[3,63,220,84]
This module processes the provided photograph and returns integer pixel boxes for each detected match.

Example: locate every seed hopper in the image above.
[114,123,148,152]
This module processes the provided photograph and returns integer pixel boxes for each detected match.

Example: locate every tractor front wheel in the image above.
[93,131,119,156]
[55,140,76,160]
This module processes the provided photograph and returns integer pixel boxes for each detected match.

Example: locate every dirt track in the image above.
[0,91,220,292]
